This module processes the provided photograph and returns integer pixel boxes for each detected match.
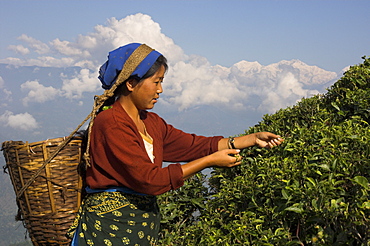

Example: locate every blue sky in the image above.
[1,0,369,73]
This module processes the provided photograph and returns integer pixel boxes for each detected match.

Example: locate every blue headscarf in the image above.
[98,43,162,89]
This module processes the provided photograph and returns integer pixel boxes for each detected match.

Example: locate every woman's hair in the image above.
[140,55,168,81]
[98,55,168,112]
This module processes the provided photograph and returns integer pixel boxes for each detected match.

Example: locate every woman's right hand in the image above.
[208,149,243,168]
[181,149,242,179]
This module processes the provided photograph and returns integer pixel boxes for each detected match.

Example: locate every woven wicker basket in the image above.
[2,137,84,246]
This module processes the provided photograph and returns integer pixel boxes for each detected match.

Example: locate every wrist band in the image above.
[228,137,236,149]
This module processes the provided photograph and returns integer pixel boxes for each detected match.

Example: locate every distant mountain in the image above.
[230,59,338,89]
[0,159,31,246]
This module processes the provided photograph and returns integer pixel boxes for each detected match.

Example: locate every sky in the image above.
[0,0,369,141]
[1,0,369,73]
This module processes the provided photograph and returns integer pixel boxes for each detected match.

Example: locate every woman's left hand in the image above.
[254,132,284,148]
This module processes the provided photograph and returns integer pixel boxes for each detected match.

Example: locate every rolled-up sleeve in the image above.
[159,118,223,162]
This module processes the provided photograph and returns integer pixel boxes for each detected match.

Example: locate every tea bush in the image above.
[158,56,370,245]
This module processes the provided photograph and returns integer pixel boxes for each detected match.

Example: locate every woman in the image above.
[68,43,283,245]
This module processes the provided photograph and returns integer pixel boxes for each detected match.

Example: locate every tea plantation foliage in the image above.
[157,56,370,245]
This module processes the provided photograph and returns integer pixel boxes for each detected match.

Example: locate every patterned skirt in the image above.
[67,191,160,246]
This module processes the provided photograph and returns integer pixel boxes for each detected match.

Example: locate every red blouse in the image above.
[86,101,223,196]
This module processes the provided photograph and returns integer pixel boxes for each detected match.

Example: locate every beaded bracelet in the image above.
[228,137,236,149]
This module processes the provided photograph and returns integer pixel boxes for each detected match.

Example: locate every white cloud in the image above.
[1,14,185,69]
[1,13,337,113]
[163,56,331,113]
[257,72,319,113]
[164,58,244,111]
[101,15,186,63]
[0,57,23,66]
[0,110,38,130]
[1,88,12,104]
[51,38,91,57]
[17,34,50,54]
[0,76,4,88]
[61,69,101,99]
[0,56,75,67]
[21,80,60,106]
[0,76,13,106]
[76,35,97,49]
[36,56,75,67]
[8,45,30,55]
[3,88,12,97]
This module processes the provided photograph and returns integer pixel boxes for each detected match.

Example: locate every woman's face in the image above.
[130,65,165,110]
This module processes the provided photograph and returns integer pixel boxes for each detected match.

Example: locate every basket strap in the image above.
[16,44,154,199]
[83,44,154,166]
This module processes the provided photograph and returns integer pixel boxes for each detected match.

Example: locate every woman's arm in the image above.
[218,132,283,150]
[181,148,242,179]
[181,132,283,180]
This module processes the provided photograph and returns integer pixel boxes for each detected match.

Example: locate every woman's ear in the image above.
[126,78,137,92]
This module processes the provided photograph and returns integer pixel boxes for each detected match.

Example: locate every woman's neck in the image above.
[118,97,146,134]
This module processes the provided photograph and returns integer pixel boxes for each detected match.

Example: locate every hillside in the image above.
[0,172,32,246]
[157,56,370,245]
